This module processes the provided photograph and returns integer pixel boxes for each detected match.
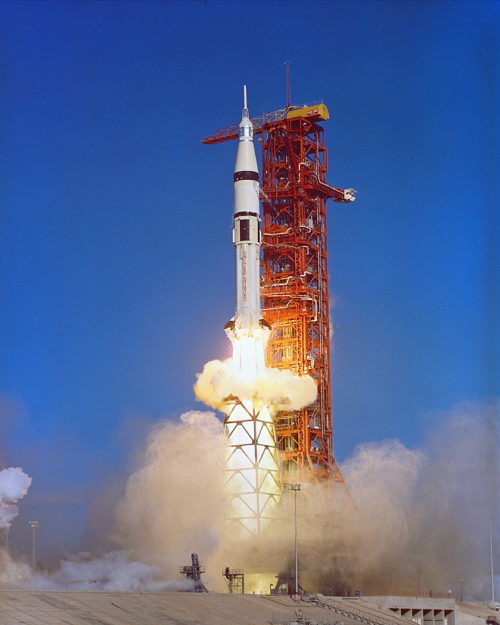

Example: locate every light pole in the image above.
[288,484,301,595]
[490,522,496,604]
[460,578,464,602]
[29,520,39,569]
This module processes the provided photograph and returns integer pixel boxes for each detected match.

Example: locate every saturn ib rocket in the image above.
[224,87,271,377]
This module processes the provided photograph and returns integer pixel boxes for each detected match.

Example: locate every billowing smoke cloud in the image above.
[0,415,224,591]
[114,411,227,584]
[0,467,32,529]
[296,401,500,597]
[194,357,317,412]
[0,413,225,592]
[1,402,497,597]
[114,400,499,597]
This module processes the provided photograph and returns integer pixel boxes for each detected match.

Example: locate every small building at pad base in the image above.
[364,595,456,625]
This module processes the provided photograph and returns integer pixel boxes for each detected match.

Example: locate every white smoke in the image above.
[194,357,317,411]
[0,427,213,591]
[41,551,188,590]
[0,458,198,590]
[297,402,500,596]
[115,410,226,585]
[0,549,193,591]
[115,400,500,597]
[0,551,32,587]
[0,467,32,529]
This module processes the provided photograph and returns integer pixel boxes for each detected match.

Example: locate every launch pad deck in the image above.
[0,591,426,625]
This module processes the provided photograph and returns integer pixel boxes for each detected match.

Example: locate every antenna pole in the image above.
[285,62,291,108]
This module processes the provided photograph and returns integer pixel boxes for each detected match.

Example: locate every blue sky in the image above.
[0,0,498,560]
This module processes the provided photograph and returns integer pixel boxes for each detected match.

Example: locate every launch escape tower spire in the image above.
[202,91,355,488]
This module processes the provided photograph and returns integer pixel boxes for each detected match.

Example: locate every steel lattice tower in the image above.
[260,113,349,484]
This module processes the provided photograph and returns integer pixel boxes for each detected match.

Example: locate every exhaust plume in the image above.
[194,356,317,412]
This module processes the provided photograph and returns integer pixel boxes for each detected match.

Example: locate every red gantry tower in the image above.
[202,98,355,488]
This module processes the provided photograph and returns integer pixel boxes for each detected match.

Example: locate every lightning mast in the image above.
[202,90,354,490]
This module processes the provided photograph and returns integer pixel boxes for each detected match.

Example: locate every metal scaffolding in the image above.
[260,112,352,486]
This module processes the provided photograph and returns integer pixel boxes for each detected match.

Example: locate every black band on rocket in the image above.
[234,171,259,182]
[234,211,258,218]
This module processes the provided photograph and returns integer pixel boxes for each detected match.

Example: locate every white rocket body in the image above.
[226,87,270,340]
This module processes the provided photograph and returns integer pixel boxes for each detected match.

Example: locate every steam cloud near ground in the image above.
[114,401,499,597]
[0,455,195,590]
[0,402,498,596]
[0,549,193,591]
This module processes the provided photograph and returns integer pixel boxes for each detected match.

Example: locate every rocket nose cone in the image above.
[234,139,258,174]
